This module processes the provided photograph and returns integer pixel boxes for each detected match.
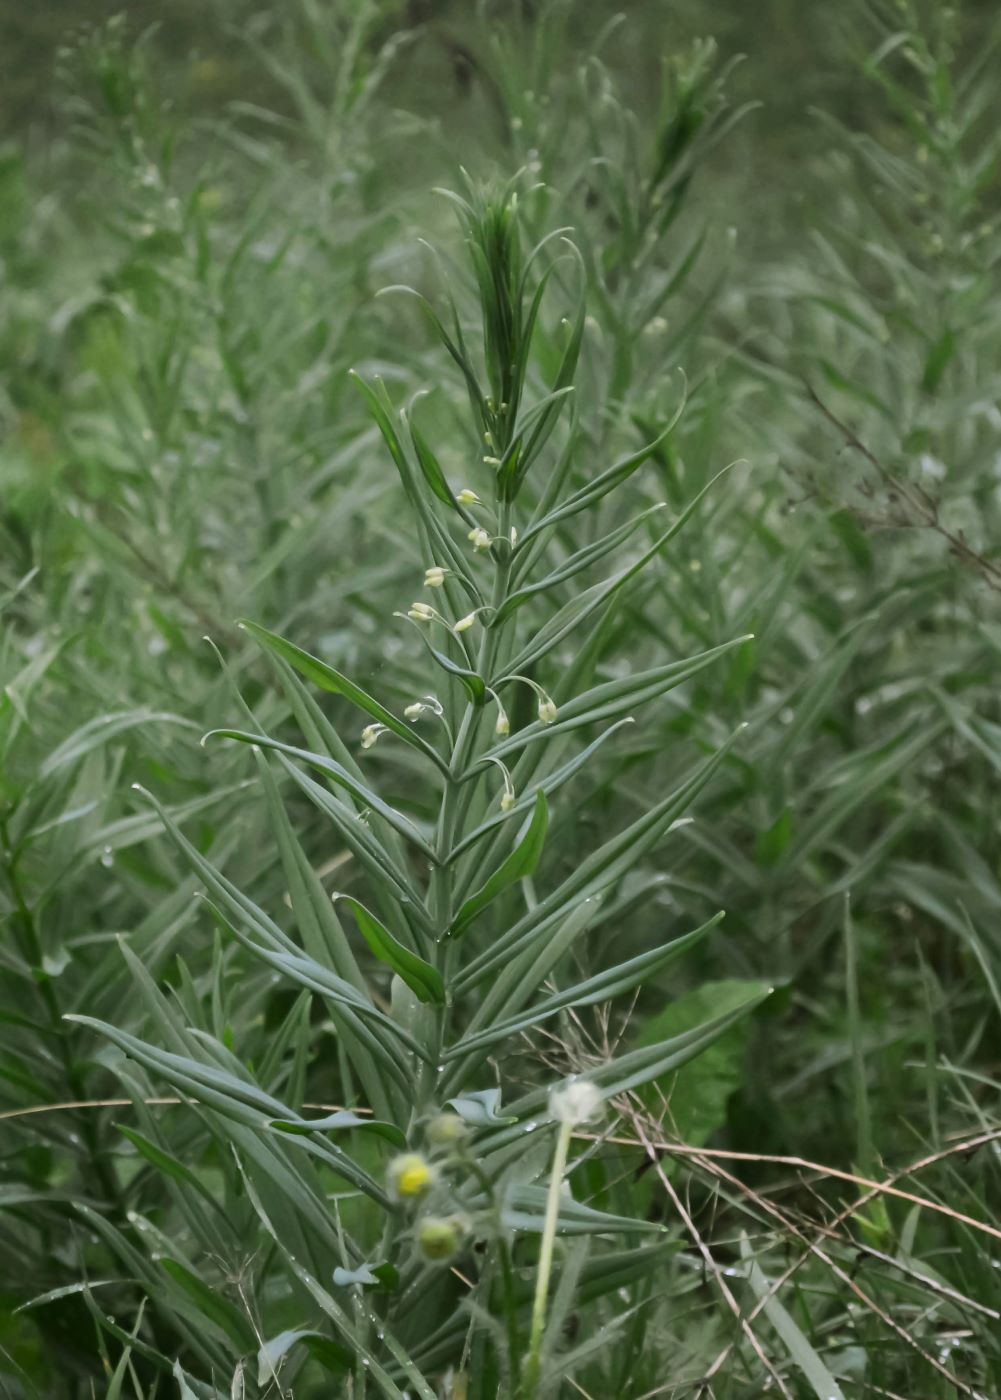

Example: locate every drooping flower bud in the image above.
[537,698,558,725]
[500,789,515,812]
[408,602,434,622]
[404,702,426,722]
[360,724,386,750]
[424,566,446,588]
[453,612,477,634]
[457,488,480,506]
[467,527,491,552]
[495,710,510,737]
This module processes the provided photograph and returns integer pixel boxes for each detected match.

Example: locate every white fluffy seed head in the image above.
[549,1078,603,1125]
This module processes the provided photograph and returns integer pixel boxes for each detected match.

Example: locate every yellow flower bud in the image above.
[424,566,446,588]
[453,612,477,634]
[408,602,434,622]
[457,488,480,506]
[388,1152,436,1200]
[468,527,491,552]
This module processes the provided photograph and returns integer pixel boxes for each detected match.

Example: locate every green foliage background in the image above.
[2,1,1000,1396]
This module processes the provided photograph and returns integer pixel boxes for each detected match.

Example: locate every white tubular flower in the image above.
[360,724,386,750]
[453,612,477,634]
[408,602,434,622]
[549,1078,603,1125]
[537,698,558,725]
[404,702,426,722]
[486,755,516,812]
[424,566,446,588]
[468,527,491,552]
[495,709,510,737]
[457,488,480,506]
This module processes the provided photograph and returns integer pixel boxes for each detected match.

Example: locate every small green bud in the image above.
[416,1214,467,1262]
[427,1112,468,1148]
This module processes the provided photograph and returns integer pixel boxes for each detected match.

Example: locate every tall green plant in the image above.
[70,180,761,1398]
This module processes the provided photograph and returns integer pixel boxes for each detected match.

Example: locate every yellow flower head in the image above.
[389,1152,436,1200]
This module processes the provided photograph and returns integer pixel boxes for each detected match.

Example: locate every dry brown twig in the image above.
[804,380,1001,592]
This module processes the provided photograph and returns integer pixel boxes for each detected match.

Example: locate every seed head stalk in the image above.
[523,1115,573,1400]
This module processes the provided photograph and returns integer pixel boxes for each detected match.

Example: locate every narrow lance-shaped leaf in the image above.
[501,465,738,678]
[485,987,772,1144]
[277,757,434,934]
[450,790,548,938]
[494,505,668,625]
[160,1259,258,1353]
[204,728,439,863]
[335,895,445,1006]
[238,620,450,776]
[519,384,686,547]
[457,732,741,992]
[444,912,724,1058]
[477,636,750,774]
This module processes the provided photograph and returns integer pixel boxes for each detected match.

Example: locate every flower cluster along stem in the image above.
[419,501,514,1120]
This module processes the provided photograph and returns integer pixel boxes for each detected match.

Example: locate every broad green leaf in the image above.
[487,988,772,1138]
[636,978,771,1143]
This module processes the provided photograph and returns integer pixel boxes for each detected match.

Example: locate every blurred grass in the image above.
[2,1,1001,1396]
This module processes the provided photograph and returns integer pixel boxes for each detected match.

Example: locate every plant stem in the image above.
[522,1117,572,1399]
